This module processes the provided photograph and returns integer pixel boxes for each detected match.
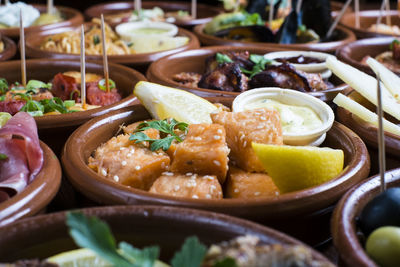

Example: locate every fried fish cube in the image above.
[211,108,283,172]
[88,134,170,190]
[170,123,229,184]
[225,166,280,199]
[149,173,223,199]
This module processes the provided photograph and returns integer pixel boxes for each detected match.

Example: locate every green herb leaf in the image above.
[93,35,100,45]
[66,212,133,267]
[130,119,188,151]
[0,78,8,94]
[64,100,75,108]
[213,257,238,267]
[216,53,233,64]
[0,153,8,160]
[26,80,51,91]
[241,54,272,78]
[98,79,116,91]
[390,39,400,50]
[119,242,159,267]
[171,236,207,267]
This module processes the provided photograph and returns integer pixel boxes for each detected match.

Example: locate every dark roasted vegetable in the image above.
[205,51,255,73]
[198,63,248,92]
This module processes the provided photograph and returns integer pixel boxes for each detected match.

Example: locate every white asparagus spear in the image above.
[367,57,400,101]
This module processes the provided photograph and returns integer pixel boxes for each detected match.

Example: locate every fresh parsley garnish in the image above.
[0,78,8,94]
[93,35,100,45]
[216,53,234,64]
[171,236,208,267]
[241,54,272,78]
[66,212,231,267]
[129,119,188,151]
[0,153,8,160]
[390,39,400,50]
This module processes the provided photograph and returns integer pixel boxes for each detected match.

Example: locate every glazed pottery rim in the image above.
[0,35,17,61]
[0,58,146,129]
[0,4,83,37]
[25,25,200,64]
[0,141,62,226]
[146,46,349,97]
[193,23,356,51]
[62,104,370,213]
[331,168,400,267]
[340,10,400,37]
[83,1,222,27]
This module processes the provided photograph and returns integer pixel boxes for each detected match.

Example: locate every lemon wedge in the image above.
[47,248,112,267]
[252,143,344,193]
[134,81,218,124]
[47,248,169,267]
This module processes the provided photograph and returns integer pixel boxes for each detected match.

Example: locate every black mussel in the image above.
[214,25,275,43]
[358,187,400,237]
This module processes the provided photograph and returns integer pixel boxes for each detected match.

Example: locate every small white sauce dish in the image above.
[116,21,178,43]
[264,51,333,79]
[232,88,335,146]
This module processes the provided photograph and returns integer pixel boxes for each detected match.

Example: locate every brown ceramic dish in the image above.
[84,1,222,28]
[0,59,146,153]
[336,90,400,174]
[25,25,200,70]
[62,102,370,245]
[331,168,400,267]
[147,46,349,101]
[0,141,61,227]
[0,5,83,39]
[336,37,395,76]
[0,36,16,61]
[340,10,400,39]
[0,205,332,264]
[193,24,356,54]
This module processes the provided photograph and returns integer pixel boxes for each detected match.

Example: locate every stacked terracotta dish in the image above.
[1,1,400,266]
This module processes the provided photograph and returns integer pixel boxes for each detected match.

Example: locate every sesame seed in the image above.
[213,135,221,140]
[113,175,119,182]
[130,148,135,153]
[213,160,221,166]
[186,172,193,176]
[120,147,126,150]
[127,153,132,158]
[261,116,266,121]
[163,172,174,176]
[210,185,216,192]
[121,161,127,166]
[217,129,223,134]
[101,168,107,176]
[206,194,212,199]
[257,125,264,129]
[174,185,180,191]
[254,192,261,196]
[204,175,214,180]
[243,141,247,147]
[234,188,239,193]
[192,195,199,199]
[135,166,141,170]
[194,137,202,141]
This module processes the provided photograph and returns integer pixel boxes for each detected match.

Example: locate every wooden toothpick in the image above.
[327,0,352,39]
[19,9,26,87]
[269,0,274,27]
[355,0,360,28]
[47,0,54,14]
[100,14,110,93]
[376,74,387,192]
[191,0,197,19]
[80,25,86,110]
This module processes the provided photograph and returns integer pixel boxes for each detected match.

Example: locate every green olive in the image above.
[366,226,400,267]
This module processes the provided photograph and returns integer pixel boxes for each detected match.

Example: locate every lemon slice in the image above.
[252,143,344,193]
[46,248,112,267]
[134,81,218,124]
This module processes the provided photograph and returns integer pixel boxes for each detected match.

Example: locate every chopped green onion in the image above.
[98,79,116,91]
[0,153,8,160]
[64,100,75,108]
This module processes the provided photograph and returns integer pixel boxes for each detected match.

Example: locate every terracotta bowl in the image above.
[0,141,61,227]
[331,1,353,18]
[25,25,200,70]
[0,59,146,154]
[0,36,16,61]
[84,1,222,28]
[331,168,400,267]
[193,24,356,54]
[340,10,400,39]
[0,5,83,40]
[0,205,332,264]
[336,37,395,76]
[336,90,400,174]
[62,102,370,245]
[147,46,349,102]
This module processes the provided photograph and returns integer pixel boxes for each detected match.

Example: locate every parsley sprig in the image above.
[129,119,188,151]
[0,153,8,160]
[214,53,272,78]
[66,212,216,267]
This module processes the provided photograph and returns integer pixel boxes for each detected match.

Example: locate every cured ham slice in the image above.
[0,112,43,201]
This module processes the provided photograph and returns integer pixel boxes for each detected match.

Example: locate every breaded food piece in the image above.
[211,108,283,172]
[149,172,223,199]
[88,133,170,190]
[225,166,280,199]
[170,123,230,184]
